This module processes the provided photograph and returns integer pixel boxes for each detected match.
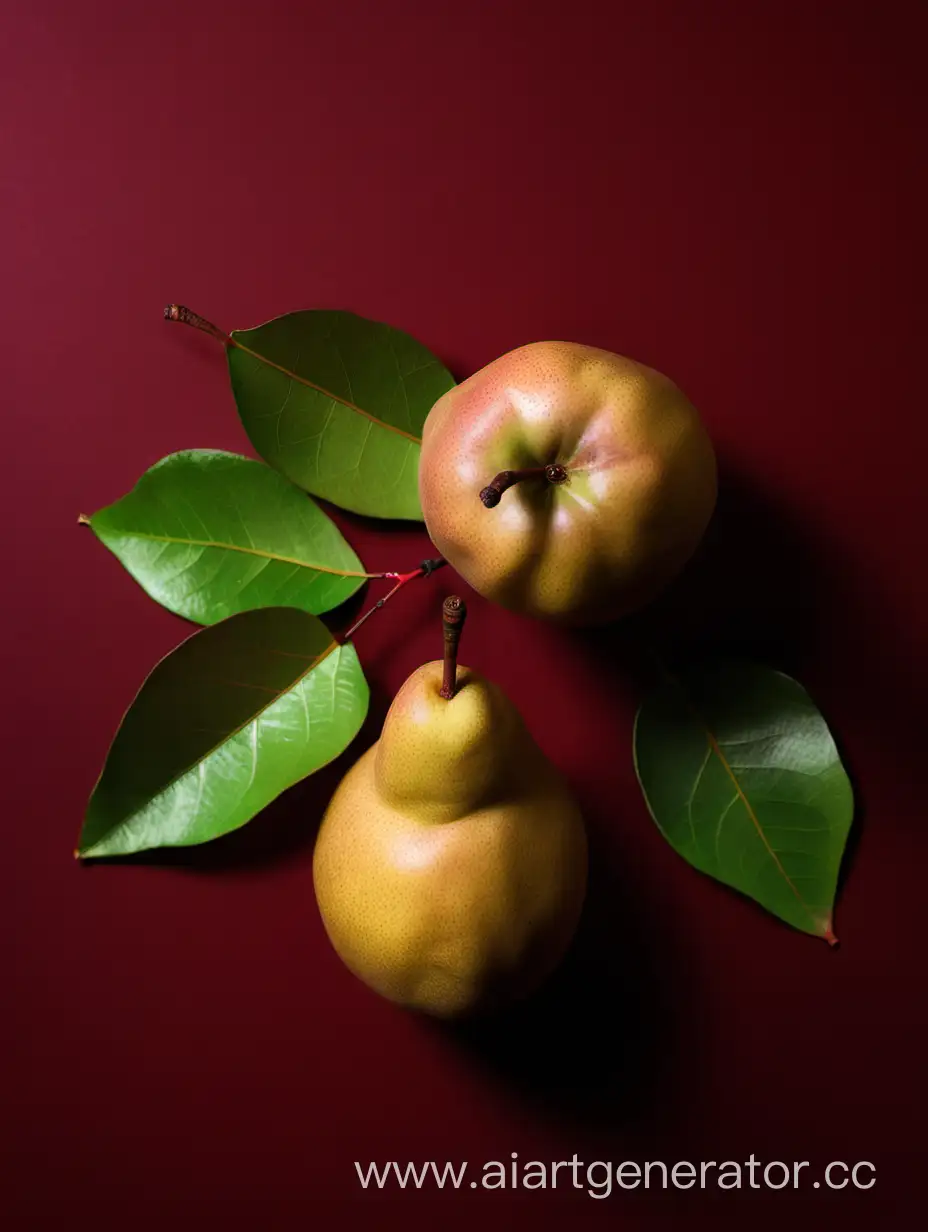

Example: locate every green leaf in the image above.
[633,660,854,943]
[226,310,455,520]
[85,450,374,624]
[78,607,368,858]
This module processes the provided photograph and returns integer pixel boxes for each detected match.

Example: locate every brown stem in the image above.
[479,463,568,508]
[341,558,446,642]
[439,595,467,699]
[164,304,231,346]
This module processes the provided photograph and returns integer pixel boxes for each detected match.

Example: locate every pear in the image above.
[419,341,717,624]
[313,600,587,1017]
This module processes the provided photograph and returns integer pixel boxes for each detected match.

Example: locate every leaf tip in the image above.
[823,921,839,948]
[77,513,91,526]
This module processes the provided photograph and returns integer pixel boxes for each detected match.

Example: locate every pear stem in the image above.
[439,595,467,699]
[479,463,568,508]
[341,558,446,642]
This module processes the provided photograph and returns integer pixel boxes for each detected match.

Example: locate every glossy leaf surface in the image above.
[227,311,454,520]
[634,660,853,942]
[87,451,371,623]
[78,607,368,857]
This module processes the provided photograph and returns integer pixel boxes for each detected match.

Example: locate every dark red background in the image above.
[3,1,925,1227]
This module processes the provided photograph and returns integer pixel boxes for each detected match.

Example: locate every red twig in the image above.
[341,558,446,642]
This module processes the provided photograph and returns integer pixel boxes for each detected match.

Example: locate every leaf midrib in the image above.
[702,725,829,936]
[232,336,424,445]
[80,638,343,857]
[97,525,379,580]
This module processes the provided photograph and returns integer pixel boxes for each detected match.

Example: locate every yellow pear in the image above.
[419,341,717,624]
[313,600,587,1017]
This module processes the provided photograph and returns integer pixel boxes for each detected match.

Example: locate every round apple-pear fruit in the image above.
[419,342,717,624]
